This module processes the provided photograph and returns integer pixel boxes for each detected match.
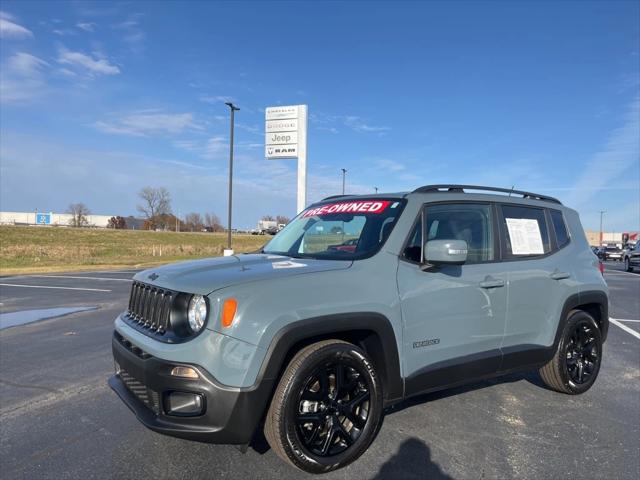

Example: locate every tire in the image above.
[624,257,633,272]
[539,310,602,394]
[264,339,383,474]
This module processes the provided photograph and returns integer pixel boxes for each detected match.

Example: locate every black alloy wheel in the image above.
[539,310,603,394]
[565,320,599,385]
[264,339,383,473]
[296,362,370,456]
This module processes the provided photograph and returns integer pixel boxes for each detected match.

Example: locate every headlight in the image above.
[187,295,207,332]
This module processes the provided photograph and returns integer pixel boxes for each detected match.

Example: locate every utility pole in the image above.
[225,102,240,255]
[341,168,347,195]
[599,210,606,246]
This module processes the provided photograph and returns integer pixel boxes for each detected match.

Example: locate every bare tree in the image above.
[137,187,171,230]
[184,212,204,232]
[204,212,222,232]
[67,203,90,227]
[276,215,290,225]
[107,216,127,229]
[261,215,275,221]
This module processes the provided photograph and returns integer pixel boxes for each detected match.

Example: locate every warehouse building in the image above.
[0,211,115,228]
[584,230,638,247]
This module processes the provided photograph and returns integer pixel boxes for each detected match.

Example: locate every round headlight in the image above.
[187,295,207,333]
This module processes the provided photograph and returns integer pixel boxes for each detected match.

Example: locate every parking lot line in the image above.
[614,319,640,323]
[605,270,640,278]
[0,283,111,293]
[30,275,132,282]
[610,318,640,340]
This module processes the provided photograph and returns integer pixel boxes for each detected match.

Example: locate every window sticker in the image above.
[302,200,391,218]
[505,218,544,255]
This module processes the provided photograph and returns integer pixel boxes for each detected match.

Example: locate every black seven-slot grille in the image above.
[126,281,175,334]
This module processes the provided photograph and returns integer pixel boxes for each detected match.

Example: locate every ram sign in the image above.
[265,104,308,213]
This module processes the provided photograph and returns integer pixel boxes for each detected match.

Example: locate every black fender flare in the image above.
[253,312,403,406]
[555,290,609,346]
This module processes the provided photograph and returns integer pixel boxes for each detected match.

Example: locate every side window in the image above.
[403,203,495,263]
[501,205,551,258]
[550,209,570,248]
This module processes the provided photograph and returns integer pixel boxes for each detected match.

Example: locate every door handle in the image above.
[550,271,571,280]
[479,276,505,289]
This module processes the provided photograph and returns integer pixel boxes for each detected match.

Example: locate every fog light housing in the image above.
[164,391,204,417]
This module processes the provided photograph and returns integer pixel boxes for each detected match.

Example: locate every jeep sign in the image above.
[265,104,308,213]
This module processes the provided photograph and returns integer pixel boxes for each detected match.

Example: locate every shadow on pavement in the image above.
[372,437,453,480]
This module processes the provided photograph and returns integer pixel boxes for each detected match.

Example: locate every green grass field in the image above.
[0,226,267,275]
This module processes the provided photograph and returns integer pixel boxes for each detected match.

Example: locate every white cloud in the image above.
[55,67,77,77]
[76,22,96,32]
[1,53,48,103]
[173,136,229,159]
[203,136,227,158]
[343,116,390,134]
[317,126,339,134]
[374,158,405,172]
[310,112,390,135]
[112,13,145,51]
[7,52,49,76]
[564,96,640,208]
[52,28,75,36]
[94,111,202,136]
[236,123,260,135]
[200,95,235,105]
[57,48,120,75]
[0,14,33,39]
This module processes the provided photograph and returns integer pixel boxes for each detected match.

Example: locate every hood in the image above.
[133,254,352,295]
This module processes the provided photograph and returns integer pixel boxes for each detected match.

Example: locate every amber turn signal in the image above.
[221,298,238,328]
[170,366,199,379]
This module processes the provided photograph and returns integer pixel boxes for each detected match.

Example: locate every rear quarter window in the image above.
[550,209,570,248]
[500,204,551,258]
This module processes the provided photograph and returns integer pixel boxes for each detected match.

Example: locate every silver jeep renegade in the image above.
[109,184,609,473]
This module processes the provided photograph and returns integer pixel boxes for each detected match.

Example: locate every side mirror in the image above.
[423,239,468,266]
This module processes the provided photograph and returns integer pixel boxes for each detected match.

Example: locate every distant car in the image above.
[623,243,640,272]
[602,246,623,261]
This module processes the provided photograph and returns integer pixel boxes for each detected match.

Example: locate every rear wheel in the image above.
[624,257,633,272]
[264,339,383,473]
[539,310,602,394]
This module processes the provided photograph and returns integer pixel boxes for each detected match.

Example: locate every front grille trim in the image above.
[124,281,178,340]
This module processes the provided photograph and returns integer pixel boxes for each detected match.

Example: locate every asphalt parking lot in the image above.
[1,262,638,479]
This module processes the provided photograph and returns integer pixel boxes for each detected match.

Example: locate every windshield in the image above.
[263,198,405,260]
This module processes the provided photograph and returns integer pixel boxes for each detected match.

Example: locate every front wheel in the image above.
[539,310,602,394]
[624,257,633,272]
[264,339,383,474]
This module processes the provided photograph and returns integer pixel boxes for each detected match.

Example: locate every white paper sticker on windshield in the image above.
[272,260,307,269]
[505,218,544,255]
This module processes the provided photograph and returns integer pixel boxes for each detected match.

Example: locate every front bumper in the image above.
[108,332,274,445]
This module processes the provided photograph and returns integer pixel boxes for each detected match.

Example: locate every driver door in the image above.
[397,202,508,397]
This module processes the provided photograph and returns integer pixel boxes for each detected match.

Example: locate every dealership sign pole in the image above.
[265,105,308,213]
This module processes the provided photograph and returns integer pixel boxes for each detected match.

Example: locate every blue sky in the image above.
[0,1,638,231]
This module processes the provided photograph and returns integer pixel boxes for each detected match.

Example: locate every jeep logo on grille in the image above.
[148,273,159,281]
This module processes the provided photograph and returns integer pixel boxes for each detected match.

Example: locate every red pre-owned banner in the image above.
[302,200,391,218]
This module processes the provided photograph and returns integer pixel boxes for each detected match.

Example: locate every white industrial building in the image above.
[0,211,115,228]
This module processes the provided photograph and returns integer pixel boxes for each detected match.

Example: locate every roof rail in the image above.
[321,194,351,201]
[412,184,562,205]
